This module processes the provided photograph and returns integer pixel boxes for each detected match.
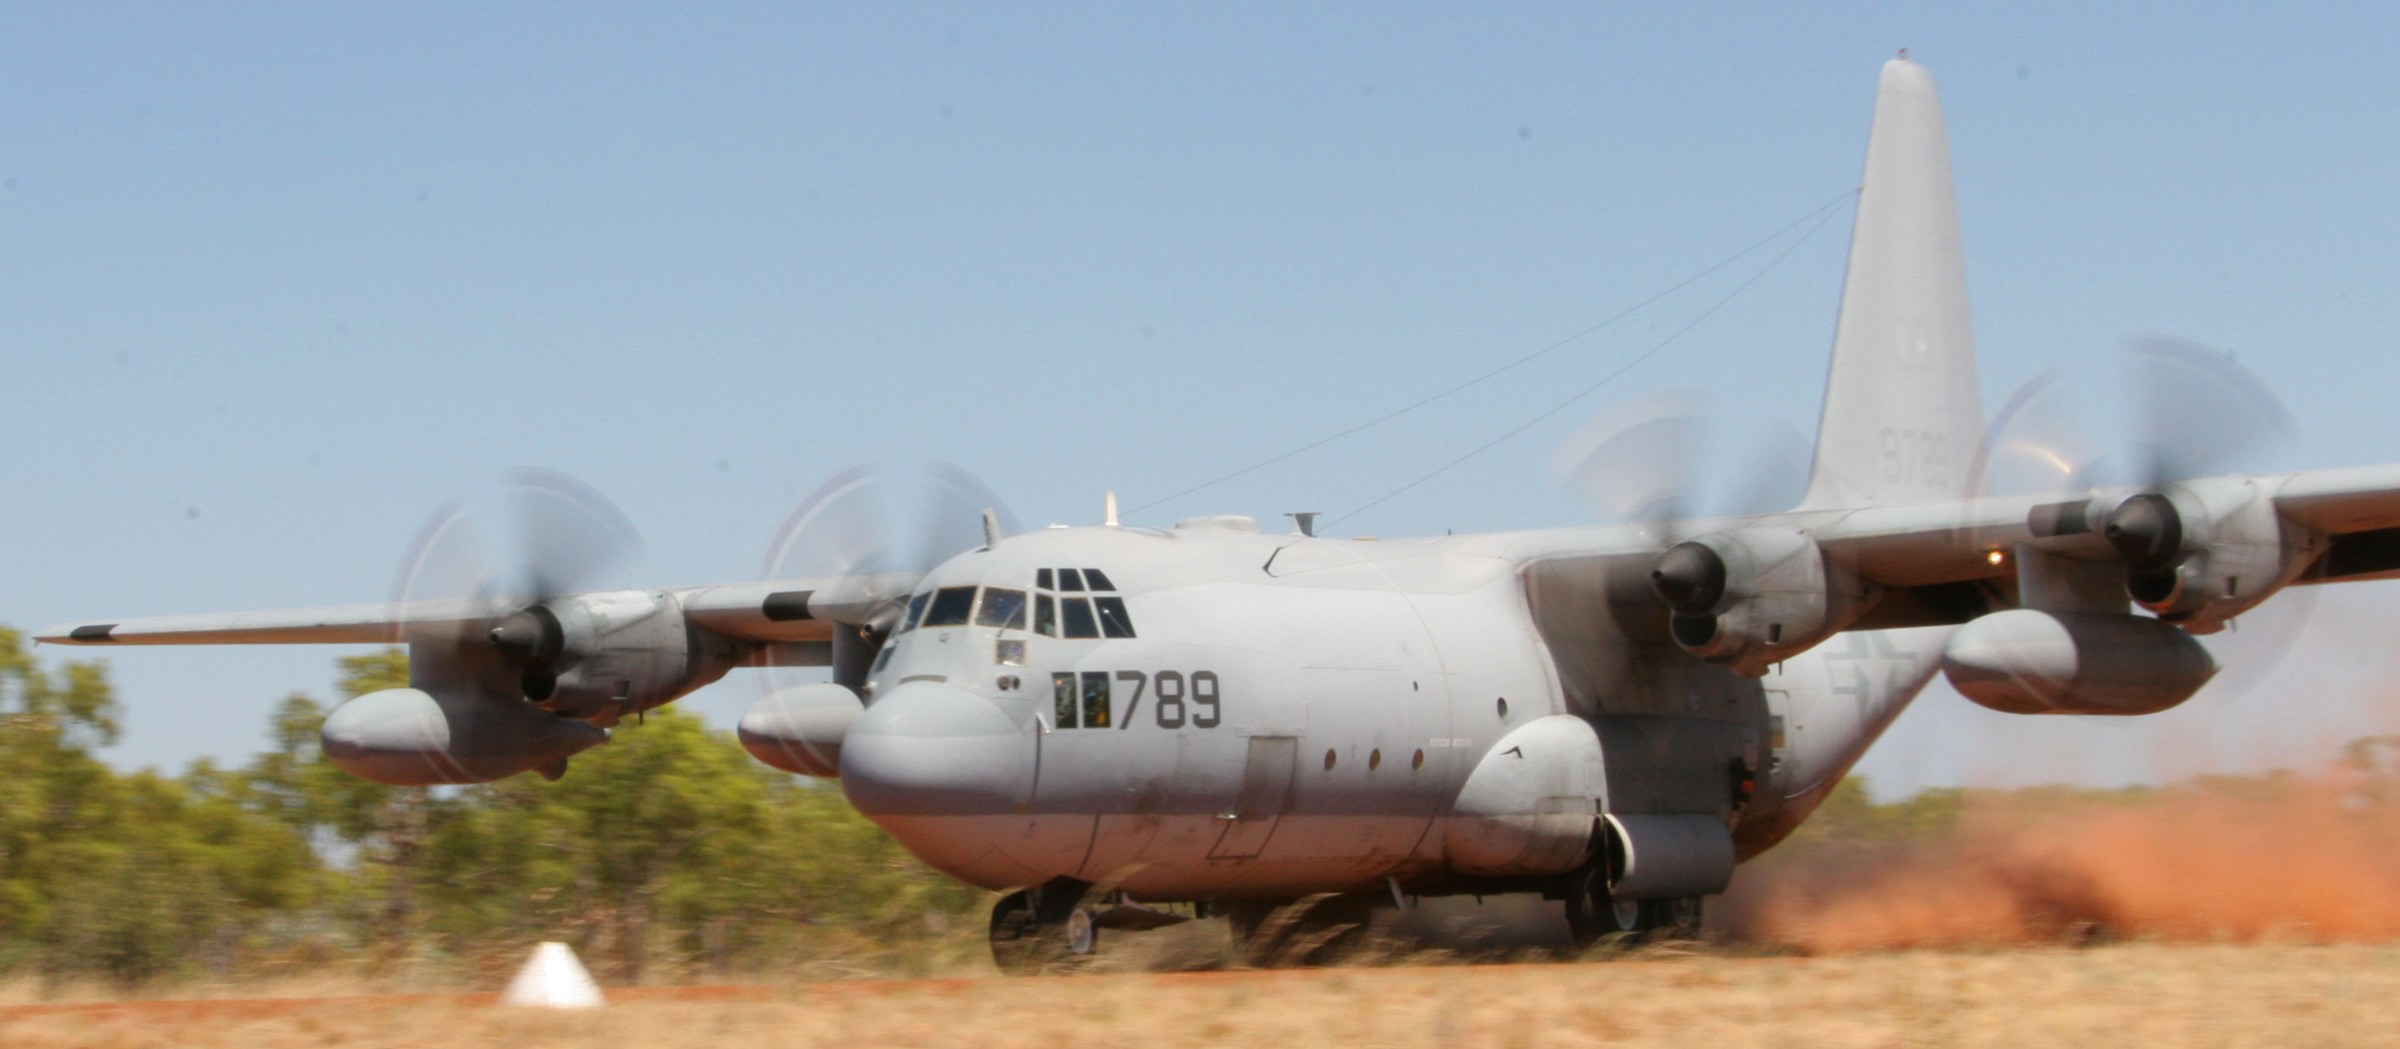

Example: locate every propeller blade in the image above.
[388,470,645,700]
[2123,336,2294,487]
[758,462,1016,697]
[1551,390,1706,528]
[1961,337,2315,723]
[504,468,642,600]
[912,462,1019,573]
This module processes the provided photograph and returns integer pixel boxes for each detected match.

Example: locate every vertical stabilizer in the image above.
[1797,59,1984,510]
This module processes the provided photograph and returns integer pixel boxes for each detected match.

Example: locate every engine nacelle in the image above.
[321,687,608,785]
[2099,479,2317,634]
[1649,527,1861,676]
[490,589,743,722]
[737,683,865,777]
[1942,609,2218,715]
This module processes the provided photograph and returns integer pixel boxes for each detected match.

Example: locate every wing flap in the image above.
[2273,464,2400,534]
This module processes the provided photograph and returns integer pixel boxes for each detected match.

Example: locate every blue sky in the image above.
[5,4,2395,793]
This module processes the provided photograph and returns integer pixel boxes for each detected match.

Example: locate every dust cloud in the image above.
[1716,753,2400,952]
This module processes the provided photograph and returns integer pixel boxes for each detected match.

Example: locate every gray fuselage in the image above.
[837,519,1946,901]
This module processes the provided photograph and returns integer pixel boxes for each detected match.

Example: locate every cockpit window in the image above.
[976,588,1028,629]
[1061,597,1099,639]
[1052,672,1078,728]
[900,591,931,633]
[1094,596,1135,639]
[1080,670,1112,728]
[1029,568,1134,639]
[922,586,977,627]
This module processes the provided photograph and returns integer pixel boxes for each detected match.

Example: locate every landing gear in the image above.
[990,880,1198,974]
[1561,864,1703,949]
[989,878,1094,975]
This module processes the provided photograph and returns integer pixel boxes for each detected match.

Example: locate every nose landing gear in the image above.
[989,879,1094,975]
[989,879,1195,974]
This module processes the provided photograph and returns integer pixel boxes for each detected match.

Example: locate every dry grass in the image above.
[9,942,2400,1048]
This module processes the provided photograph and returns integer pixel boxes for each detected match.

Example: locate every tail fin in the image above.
[1797,58,1984,510]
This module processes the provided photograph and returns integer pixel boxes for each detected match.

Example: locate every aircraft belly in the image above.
[871,814,1086,892]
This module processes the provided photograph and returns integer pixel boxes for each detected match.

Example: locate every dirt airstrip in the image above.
[9,943,2400,1049]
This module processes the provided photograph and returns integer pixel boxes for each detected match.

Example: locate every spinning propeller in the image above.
[390,468,644,702]
[735,463,1017,778]
[1551,338,2310,693]
[1550,390,1824,672]
[1971,337,2312,702]
[757,462,1018,690]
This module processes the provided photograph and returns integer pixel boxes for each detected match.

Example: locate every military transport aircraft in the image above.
[42,58,2400,971]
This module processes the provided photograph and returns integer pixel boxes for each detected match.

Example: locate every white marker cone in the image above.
[499,941,607,1009]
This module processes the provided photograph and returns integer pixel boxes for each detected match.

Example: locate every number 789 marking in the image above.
[1102,670,1222,730]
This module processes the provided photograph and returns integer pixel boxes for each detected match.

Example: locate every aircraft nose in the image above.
[838,680,1031,817]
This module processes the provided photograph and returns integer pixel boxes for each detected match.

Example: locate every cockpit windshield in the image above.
[895,574,1130,638]
[921,586,976,627]
[976,588,1028,629]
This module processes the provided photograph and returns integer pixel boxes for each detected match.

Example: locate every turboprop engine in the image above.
[1941,609,2218,715]
[320,589,743,785]
[1647,527,1865,676]
[486,589,741,721]
[2092,478,2318,633]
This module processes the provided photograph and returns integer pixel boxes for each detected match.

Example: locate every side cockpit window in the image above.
[1050,671,1112,728]
[1032,567,1133,639]
[922,586,977,627]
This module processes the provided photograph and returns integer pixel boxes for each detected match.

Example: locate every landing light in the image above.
[1986,550,2006,566]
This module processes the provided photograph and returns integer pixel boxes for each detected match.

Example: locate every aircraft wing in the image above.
[34,569,932,650]
[1502,464,2400,663]
[1810,464,2400,591]
[2268,464,2400,568]
[36,599,481,646]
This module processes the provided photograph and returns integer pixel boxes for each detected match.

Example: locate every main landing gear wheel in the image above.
[989,879,1096,975]
[1562,866,1702,950]
[1653,895,1704,940]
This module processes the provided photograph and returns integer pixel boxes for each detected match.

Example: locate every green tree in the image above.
[0,628,317,982]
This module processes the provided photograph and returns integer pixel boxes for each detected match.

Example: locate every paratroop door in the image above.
[1209,736,1297,860]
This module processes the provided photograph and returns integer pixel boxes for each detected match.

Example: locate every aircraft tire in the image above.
[1647,896,1704,941]
[1563,865,1658,949]
[988,879,1093,975]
